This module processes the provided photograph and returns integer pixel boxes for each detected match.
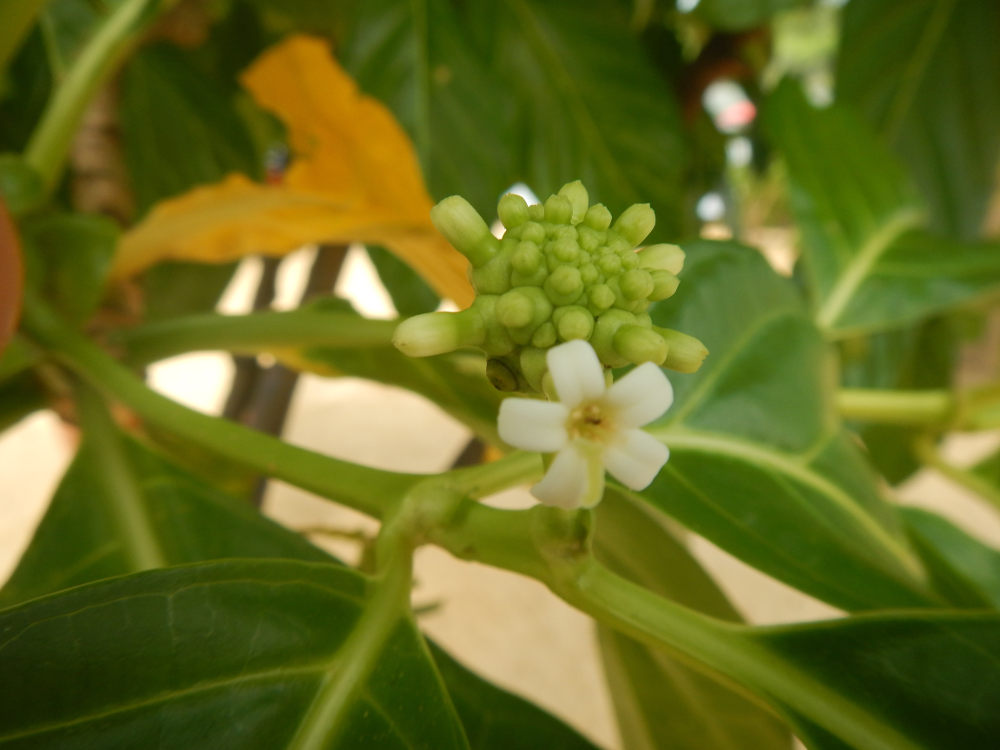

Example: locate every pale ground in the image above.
[3,247,1000,748]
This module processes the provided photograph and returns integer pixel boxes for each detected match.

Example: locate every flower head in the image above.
[498,340,673,508]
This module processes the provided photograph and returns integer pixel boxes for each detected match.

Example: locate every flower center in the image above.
[568,401,617,443]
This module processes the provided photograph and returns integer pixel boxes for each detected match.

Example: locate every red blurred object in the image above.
[0,198,24,355]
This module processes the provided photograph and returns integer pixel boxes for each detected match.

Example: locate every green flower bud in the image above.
[470,250,512,295]
[554,305,595,341]
[578,226,601,252]
[528,203,545,220]
[544,265,584,305]
[620,268,654,300]
[544,194,573,224]
[557,180,589,224]
[476,296,516,356]
[638,243,685,274]
[612,203,655,246]
[393,309,484,357]
[487,357,521,391]
[613,324,668,365]
[580,263,599,285]
[498,193,530,229]
[591,309,636,367]
[498,287,552,344]
[520,347,549,392]
[551,237,579,264]
[583,203,612,230]
[430,195,498,268]
[621,252,638,270]
[656,326,709,373]
[597,253,621,276]
[648,270,680,301]
[511,241,543,274]
[531,321,557,348]
[521,222,545,244]
[588,284,615,312]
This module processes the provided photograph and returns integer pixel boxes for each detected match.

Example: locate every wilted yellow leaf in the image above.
[112,35,473,306]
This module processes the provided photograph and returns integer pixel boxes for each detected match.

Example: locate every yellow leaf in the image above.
[111,35,473,307]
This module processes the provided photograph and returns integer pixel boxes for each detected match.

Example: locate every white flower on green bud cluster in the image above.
[498,340,672,509]
[392,179,708,394]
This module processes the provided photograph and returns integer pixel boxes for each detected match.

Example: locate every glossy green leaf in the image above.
[900,506,1000,609]
[646,240,935,611]
[487,0,689,238]
[594,489,791,750]
[0,560,469,749]
[339,0,515,218]
[751,611,1000,750]
[765,80,1000,338]
[20,212,117,324]
[836,0,1000,238]
[692,0,806,32]
[1,424,598,749]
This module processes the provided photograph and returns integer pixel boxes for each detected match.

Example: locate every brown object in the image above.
[0,198,24,355]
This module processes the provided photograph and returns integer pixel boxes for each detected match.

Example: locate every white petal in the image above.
[532,445,591,509]
[604,362,673,427]
[603,429,670,490]
[547,340,606,408]
[498,398,569,452]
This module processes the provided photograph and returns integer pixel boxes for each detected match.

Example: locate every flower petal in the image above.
[603,429,670,490]
[532,444,591,509]
[547,340,606,408]
[604,362,673,428]
[498,398,569,452]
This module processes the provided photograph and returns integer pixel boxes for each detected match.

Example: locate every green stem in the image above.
[23,298,414,519]
[117,309,397,366]
[23,0,170,193]
[73,380,168,570]
[837,387,954,426]
[427,500,918,750]
[0,0,48,73]
[439,450,542,499]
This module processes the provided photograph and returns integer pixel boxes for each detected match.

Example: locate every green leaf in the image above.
[693,0,807,32]
[2,424,598,749]
[119,42,261,215]
[765,80,1000,337]
[646,240,935,611]
[338,0,516,218]
[488,0,690,238]
[752,611,1000,750]
[594,489,791,750]
[0,560,469,749]
[141,260,240,320]
[900,506,1000,609]
[836,0,1000,238]
[0,433,327,608]
[20,212,117,324]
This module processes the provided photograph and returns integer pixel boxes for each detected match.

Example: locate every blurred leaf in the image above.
[837,0,1000,238]
[367,245,440,317]
[766,80,1000,337]
[0,372,45,434]
[20,212,116,324]
[693,0,807,32]
[839,318,958,484]
[646,240,936,611]
[142,260,240,320]
[0,29,50,152]
[0,560,469,749]
[119,42,261,215]
[0,154,44,215]
[338,0,515,218]
[112,35,473,306]
[900,506,1000,609]
[481,0,690,238]
[594,489,791,750]
[751,611,1000,750]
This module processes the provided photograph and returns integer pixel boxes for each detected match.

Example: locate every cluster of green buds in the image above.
[393,180,707,393]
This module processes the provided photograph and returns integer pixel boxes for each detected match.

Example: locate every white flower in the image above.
[498,340,673,509]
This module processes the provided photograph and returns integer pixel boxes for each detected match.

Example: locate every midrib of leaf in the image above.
[881,0,957,146]
[653,427,924,583]
[815,206,924,333]
[508,0,633,199]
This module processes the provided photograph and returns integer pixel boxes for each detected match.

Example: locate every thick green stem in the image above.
[23,299,414,519]
[439,450,543,498]
[837,387,954,426]
[23,0,170,192]
[117,309,397,366]
[0,0,48,73]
